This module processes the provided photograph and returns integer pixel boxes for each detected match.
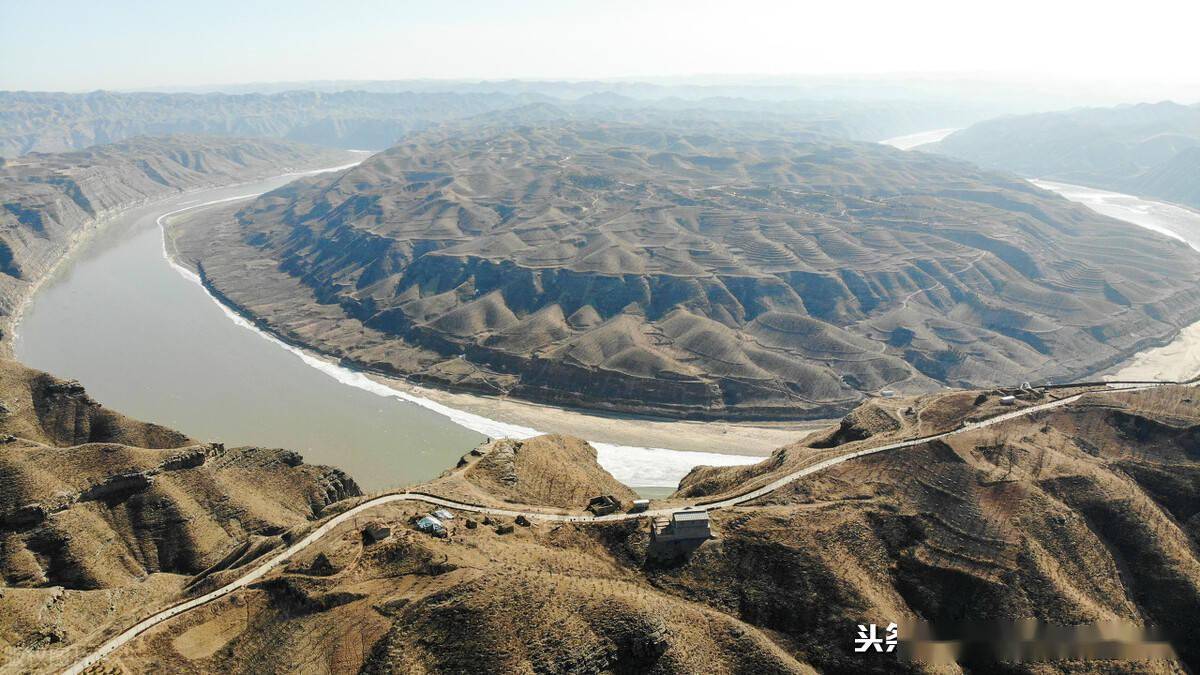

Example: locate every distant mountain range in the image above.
[172,120,1200,419]
[0,90,535,158]
[933,101,1200,208]
[0,89,998,159]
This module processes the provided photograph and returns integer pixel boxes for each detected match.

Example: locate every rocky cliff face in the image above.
[0,358,189,448]
[179,121,1200,419]
[0,135,351,349]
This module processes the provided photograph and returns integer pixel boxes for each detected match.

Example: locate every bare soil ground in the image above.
[177,122,1200,420]
[36,385,1200,673]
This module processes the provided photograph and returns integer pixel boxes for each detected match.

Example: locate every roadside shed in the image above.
[651,510,711,542]
[416,515,447,537]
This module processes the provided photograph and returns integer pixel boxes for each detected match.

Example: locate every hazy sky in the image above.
[2,0,1198,92]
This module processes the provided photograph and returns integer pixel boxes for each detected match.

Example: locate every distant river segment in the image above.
[1029,180,1200,382]
[13,172,760,492]
[879,127,959,150]
[1029,180,1200,253]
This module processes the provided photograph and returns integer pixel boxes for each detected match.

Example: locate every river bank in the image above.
[5,157,367,353]
[165,241,781,487]
[162,207,799,483]
[1029,180,1200,384]
[17,168,791,493]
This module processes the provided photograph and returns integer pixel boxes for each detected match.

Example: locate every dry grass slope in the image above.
[0,361,360,671]
[178,120,1200,420]
[74,385,1200,674]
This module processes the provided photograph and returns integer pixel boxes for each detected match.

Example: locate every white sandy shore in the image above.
[1109,322,1200,383]
[361,372,821,457]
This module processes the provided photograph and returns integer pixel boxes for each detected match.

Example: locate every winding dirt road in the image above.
[64,380,1187,674]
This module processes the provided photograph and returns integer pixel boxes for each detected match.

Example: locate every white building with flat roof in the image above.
[651,510,711,542]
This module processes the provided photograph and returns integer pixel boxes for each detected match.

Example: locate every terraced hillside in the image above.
[933,101,1200,208]
[177,122,1200,419]
[0,135,351,349]
[91,385,1200,673]
[0,359,359,669]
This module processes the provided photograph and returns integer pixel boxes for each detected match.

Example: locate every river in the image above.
[13,170,763,493]
[879,127,959,150]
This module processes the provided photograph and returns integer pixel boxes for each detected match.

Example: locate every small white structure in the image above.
[651,510,711,542]
[880,389,896,398]
[630,499,650,513]
[432,509,455,520]
[999,395,1017,406]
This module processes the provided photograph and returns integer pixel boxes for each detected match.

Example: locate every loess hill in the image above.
[177,121,1200,419]
[0,134,352,349]
[932,101,1200,209]
[0,358,360,669]
[96,384,1200,674]
[2,351,1196,673]
[0,90,528,158]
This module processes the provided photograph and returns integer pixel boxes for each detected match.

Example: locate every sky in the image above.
[2,0,1199,94]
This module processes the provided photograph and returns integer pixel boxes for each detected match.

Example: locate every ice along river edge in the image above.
[153,191,761,489]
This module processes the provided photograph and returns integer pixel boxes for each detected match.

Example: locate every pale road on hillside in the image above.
[64,379,1192,674]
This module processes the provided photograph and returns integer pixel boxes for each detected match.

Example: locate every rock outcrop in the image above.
[429,434,639,510]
